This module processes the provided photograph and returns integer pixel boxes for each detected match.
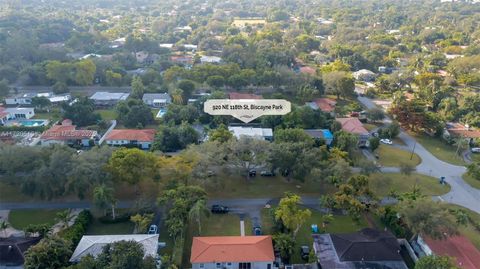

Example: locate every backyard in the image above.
[85,217,134,235]
[261,208,369,264]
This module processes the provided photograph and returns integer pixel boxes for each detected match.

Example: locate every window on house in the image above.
[239,263,251,269]
[216,263,221,268]
[199,264,204,268]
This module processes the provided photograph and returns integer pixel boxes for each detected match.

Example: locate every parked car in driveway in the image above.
[380,138,393,145]
[211,205,229,214]
[148,224,158,234]
[249,169,257,177]
[253,226,262,235]
[471,147,480,153]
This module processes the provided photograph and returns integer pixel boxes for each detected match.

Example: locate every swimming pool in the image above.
[7,119,49,127]
[156,109,167,118]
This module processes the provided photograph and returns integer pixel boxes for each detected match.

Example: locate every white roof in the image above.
[70,234,159,262]
[49,95,71,103]
[90,92,130,101]
[228,126,273,140]
[5,107,34,114]
[184,44,198,49]
[200,56,222,63]
[160,43,174,49]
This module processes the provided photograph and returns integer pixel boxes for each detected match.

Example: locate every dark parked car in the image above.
[300,245,310,260]
[260,170,275,177]
[249,170,257,177]
[253,226,262,235]
[211,205,229,214]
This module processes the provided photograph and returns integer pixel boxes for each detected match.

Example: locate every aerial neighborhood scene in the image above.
[2,0,480,268]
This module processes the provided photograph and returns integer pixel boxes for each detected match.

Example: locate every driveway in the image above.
[358,96,480,214]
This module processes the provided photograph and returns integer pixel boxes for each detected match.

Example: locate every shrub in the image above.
[59,210,92,250]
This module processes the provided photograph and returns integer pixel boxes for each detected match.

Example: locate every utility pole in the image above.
[410,141,416,160]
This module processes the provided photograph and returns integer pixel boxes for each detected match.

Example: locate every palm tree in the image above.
[321,213,334,232]
[188,199,210,235]
[170,88,184,105]
[1,221,9,237]
[93,184,116,220]
[55,209,73,229]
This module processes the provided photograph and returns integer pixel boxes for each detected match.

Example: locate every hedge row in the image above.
[60,210,93,250]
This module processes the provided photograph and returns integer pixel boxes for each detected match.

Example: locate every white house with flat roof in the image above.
[228,126,273,141]
[90,92,130,106]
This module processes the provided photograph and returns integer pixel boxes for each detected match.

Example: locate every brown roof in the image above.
[228,92,263,100]
[190,236,274,263]
[425,235,480,269]
[313,98,336,112]
[300,66,316,75]
[446,123,480,139]
[40,122,97,141]
[336,117,369,135]
[106,129,156,142]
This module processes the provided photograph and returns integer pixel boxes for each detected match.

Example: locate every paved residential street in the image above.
[358,96,480,214]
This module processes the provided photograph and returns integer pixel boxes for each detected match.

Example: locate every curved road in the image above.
[358,96,480,214]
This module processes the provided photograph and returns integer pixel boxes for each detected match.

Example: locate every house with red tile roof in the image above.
[40,119,98,147]
[336,117,370,147]
[443,122,480,143]
[306,98,337,114]
[228,92,263,100]
[105,129,156,149]
[190,236,275,269]
[416,235,480,269]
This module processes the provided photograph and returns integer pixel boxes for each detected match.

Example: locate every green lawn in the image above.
[410,133,466,166]
[95,109,117,121]
[206,175,336,198]
[9,209,62,230]
[462,173,480,190]
[182,214,252,267]
[376,145,421,167]
[33,109,62,122]
[261,208,369,263]
[369,173,451,197]
[86,218,134,235]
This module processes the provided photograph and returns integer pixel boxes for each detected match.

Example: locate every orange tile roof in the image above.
[336,117,369,135]
[228,92,263,100]
[313,98,336,112]
[446,123,480,138]
[425,235,480,269]
[190,236,274,263]
[106,129,156,142]
[40,124,97,140]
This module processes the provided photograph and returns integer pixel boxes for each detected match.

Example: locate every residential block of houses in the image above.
[306,98,336,114]
[190,236,275,269]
